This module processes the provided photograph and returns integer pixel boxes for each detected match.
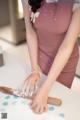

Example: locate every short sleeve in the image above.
[72,3,80,12]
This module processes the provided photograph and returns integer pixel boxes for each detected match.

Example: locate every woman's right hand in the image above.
[20,72,41,97]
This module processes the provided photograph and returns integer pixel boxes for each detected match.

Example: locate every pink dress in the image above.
[29,0,79,88]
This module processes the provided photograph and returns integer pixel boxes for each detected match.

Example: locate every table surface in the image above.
[0,52,80,120]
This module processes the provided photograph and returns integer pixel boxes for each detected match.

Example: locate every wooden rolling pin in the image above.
[0,86,62,106]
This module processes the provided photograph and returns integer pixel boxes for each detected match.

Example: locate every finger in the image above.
[26,79,35,97]
[39,106,44,114]
[33,83,38,95]
[19,79,30,97]
[30,101,37,109]
[21,79,29,93]
[23,78,31,93]
[27,80,37,97]
[43,105,48,113]
[27,85,33,97]
[19,77,29,91]
[28,85,35,97]
[33,105,41,114]
[30,85,36,97]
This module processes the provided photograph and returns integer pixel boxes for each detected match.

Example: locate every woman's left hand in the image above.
[29,87,48,114]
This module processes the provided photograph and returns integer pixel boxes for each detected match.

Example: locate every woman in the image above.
[21,0,80,114]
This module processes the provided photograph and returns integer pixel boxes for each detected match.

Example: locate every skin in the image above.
[21,0,80,114]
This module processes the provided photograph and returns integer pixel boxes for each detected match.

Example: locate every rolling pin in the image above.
[0,86,62,106]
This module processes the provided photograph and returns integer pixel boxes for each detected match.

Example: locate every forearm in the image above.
[27,29,39,71]
[41,8,80,93]
[42,45,74,92]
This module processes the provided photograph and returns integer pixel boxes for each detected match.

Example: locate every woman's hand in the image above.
[29,87,48,114]
[20,72,40,97]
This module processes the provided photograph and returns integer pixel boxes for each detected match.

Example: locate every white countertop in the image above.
[0,52,80,120]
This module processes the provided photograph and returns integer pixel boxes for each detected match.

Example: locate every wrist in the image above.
[38,84,49,96]
[31,72,41,79]
[31,64,42,78]
[41,79,53,94]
